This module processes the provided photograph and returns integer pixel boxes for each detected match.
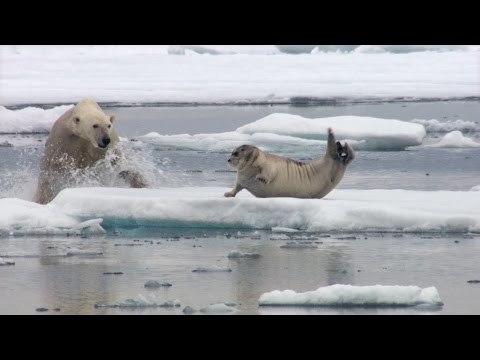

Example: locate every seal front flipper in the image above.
[224,183,244,197]
[119,170,148,188]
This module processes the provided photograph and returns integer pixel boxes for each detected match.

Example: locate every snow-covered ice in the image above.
[1,186,477,235]
[0,197,106,235]
[0,105,73,134]
[1,46,478,106]
[236,114,427,150]
[258,284,443,307]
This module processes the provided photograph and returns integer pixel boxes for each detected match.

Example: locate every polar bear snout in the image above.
[98,136,111,148]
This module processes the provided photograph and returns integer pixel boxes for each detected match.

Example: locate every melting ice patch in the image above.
[0,105,73,134]
[47,187,480,233]
[258,284,443,307]
[139,114,427,151]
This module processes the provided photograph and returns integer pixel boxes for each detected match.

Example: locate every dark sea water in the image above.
[1,100,480,315]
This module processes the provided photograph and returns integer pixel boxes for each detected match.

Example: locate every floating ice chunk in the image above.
[192,266,232,273]
[199,303,238,314]
[422,131,480,148]
[227,251,261,259]
[471,185,480,191]
[259,284,443,307]
[0,141,13,147]
[94,295,181,308]
[272,227,299,233]
[280,242,318,249]
[0,257,15,266]
[411,119,478,132]
[183,306,197,315]
[144,280,172,288]
[236,114,426,150]
[65,249,103,257]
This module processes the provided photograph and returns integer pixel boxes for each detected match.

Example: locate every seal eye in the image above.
[233,151,239,156]
[93,124,99,129]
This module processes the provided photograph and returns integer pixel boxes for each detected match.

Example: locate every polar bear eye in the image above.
[93,124,99,129]
[107,124,111,129]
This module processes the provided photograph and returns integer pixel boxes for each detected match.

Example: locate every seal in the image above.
[224,128,354,199]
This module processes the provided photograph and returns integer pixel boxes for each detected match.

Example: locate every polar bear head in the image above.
[68,98,116,149]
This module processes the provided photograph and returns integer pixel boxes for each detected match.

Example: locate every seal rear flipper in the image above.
[336,141,355,165]
[327,128,338,159]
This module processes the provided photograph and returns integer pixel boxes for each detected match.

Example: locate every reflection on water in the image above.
[1,232,480,315]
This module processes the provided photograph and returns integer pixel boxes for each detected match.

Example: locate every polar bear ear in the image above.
[109,115,115,123]
[73,116,80,124]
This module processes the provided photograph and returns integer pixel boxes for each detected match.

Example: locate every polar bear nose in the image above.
[100,136,110,148]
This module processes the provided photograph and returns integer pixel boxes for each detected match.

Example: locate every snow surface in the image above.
[1,46,478,106]
[421,131,480,148]
[258,284,443,307]
[140,114,427,151]
[1,186,476,235]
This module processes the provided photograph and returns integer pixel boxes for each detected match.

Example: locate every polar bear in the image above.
[33,98,146,204]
